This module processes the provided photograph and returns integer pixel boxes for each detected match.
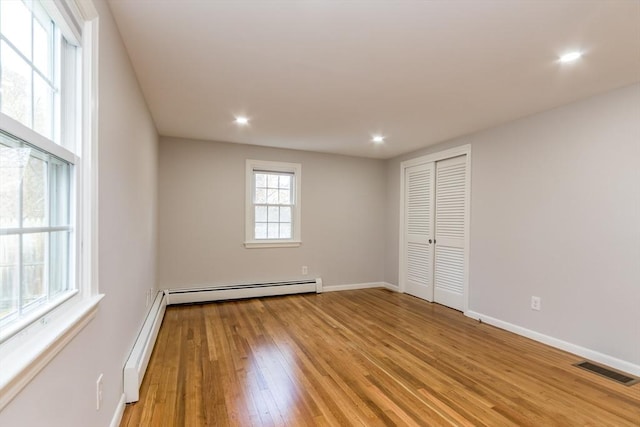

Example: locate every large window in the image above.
[0,0,81,342]
[245,160,301,248]
[0,0,98,408]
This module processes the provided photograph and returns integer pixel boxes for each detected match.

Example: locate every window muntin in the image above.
[253,171,293,240]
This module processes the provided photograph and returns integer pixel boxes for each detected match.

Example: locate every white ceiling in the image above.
[108,0,640,159]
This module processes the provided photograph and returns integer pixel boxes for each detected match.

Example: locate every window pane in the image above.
[33,16,53,78]
[267,174,279,188]
[279,175,291,189]
[267,189,278,204]
[49,230,69,298]
[267,223,279,239]
[1,41,33,128]
[22,232,48,311]
[255,206,267,222]
[255,188,266,204]
[255,222,267,239]
[0,0,32,59]
[22,155,47,227]
[255,173,266,188]
[279,223,291,239]
[49,158,70,227]
[33,74,54,139]
[280,206,291,223]
[0,235,19,323]
[279,189,290,204]
[0,145,30,228]
[267,206,279,222]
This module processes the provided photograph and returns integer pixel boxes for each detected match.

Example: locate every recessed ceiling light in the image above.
[234,116,249,125]
[372,135,385,143]
[559,51,582,63]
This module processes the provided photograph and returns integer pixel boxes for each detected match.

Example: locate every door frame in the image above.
[399,144,472,311]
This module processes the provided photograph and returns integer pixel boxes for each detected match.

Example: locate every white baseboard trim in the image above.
[382,282,399,292]
[109,393,126,427]
[322,282,389,292]
[465,310,640,377]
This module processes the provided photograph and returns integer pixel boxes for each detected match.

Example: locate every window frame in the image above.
[245,159,302,248]
[0,0,100,411]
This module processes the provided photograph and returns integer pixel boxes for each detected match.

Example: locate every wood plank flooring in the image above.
[121,289,640,426]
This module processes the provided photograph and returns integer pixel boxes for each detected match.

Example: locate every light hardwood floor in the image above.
[121,289,640,426]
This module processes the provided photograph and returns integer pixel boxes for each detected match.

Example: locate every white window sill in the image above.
[244,240,302,249]
[0,294,104,410]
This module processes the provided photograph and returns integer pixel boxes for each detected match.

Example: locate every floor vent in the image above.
[574,361,639,386]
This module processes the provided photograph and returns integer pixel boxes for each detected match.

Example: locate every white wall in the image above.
[158,137,386,289]
[386,84,640,366]
[0,1,158,425]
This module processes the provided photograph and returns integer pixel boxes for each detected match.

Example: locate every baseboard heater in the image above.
[166,278,323,305]
[123,291,167,403]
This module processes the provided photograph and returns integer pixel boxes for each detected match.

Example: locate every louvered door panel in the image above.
[404,163,434,301]
[435,160,466,243]
[407,242,431,285]
[434,247,464,294]
[434,155,467,311]
[407,167,431,240]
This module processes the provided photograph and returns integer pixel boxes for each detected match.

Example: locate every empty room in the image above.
[0,0,638,426]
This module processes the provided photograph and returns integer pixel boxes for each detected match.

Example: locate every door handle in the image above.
[428,239,432,244]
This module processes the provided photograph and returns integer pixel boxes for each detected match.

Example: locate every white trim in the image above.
[74,0,98,20]
[465,310,640,377]
[81,13,99,297]
[0,294,103,410]
[0,290,78,344]
[382,282,399,292]
[244,240,302,249]
[245,159,302,247]
[0,226,72,235]
[41,0,82,44]
[401,144,472,169]
[0,114,78,163]
[398,144,471,312]
[109,393,126,427]
[321,282,389,292]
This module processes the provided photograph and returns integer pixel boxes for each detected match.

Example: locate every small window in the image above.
[245,160,301,248]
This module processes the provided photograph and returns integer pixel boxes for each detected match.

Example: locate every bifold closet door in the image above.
[403,162,435,301]
[433,155,467,311]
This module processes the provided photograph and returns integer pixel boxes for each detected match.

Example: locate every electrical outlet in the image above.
[302,266,308,275]
[531,296,541,311]
[96,374,103,410]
